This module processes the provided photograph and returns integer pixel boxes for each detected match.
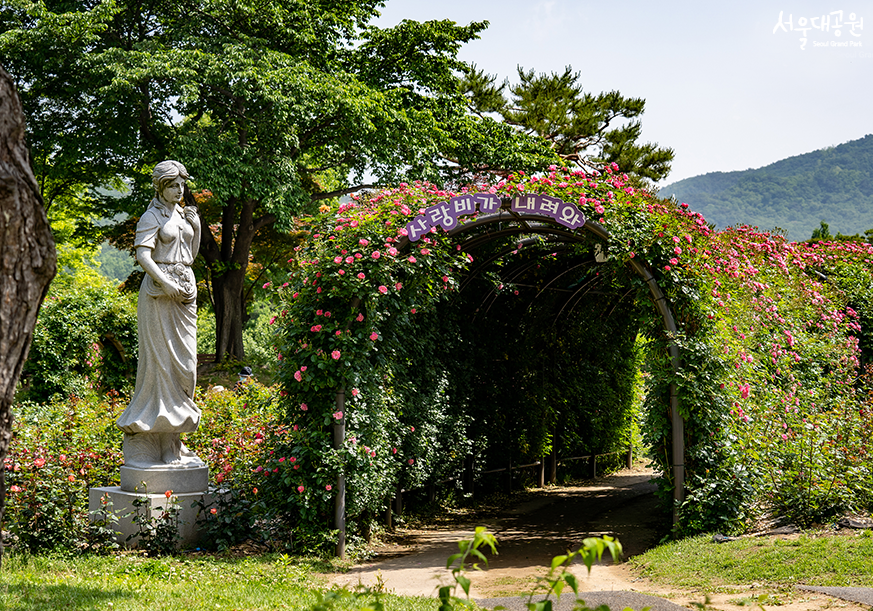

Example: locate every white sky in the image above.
[374,0,872,187]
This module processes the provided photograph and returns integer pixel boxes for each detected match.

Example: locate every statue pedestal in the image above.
[120,464,209,493]
[90,467,215,549]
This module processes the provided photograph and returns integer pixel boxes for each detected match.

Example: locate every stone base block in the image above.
[120,465,208,494]
[89,486,217,549]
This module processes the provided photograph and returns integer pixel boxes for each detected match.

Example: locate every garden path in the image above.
[329,467,871,611]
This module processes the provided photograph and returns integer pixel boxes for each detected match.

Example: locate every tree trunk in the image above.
[212,266,247,362]
[197,192,275,363]
[0,66,57,567]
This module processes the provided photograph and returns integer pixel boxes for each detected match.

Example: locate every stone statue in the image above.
[116,160,203,470]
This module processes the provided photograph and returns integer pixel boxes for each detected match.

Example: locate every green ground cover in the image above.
[631,530,873,589]
[0,552,436,611]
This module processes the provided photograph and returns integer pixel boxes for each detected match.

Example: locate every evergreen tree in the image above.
[460,65,674,184]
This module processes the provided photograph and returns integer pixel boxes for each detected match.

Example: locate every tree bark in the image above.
[0,66,57,566]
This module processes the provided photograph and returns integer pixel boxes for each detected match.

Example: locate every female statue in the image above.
[117,160,203,469]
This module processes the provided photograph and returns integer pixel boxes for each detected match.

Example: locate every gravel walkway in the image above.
[475,591,689,611]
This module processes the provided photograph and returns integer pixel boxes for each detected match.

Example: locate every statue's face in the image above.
[160,176,186,205]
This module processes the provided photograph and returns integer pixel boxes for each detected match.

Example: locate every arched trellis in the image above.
[330,198,685,556]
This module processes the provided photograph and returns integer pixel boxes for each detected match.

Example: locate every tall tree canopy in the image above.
[0,0,556,359]
[460,65,675,184]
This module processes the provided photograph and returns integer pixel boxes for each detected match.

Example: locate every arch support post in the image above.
[628,258,685,528]
[333,387,346,558]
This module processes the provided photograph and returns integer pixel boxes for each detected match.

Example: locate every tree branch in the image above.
[310,184,376,202]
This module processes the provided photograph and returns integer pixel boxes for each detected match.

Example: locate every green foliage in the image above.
[268,165,873,542]
[4,393,125,552]
[20,273,138,402]
[460,65,674,184]
[127,492,184,557]
[632,532,873,588]
[4,381,284,553]
[660,133,873,240]
[1,0,560,359]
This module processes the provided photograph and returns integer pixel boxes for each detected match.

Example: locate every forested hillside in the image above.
[659,134,873,239]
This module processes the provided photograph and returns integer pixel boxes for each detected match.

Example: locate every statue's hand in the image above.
[161,277,182,299]
[183,206,200,227]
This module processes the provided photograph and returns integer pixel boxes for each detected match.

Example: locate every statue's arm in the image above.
[137,246,181,299]
[184,206,201,259]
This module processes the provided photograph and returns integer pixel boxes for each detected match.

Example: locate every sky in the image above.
[374,0,872,188]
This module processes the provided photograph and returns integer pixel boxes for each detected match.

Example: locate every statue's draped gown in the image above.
[116,198,200,433]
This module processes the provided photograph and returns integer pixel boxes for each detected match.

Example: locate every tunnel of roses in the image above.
[260,166,873,552]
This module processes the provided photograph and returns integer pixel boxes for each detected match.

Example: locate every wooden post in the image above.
[427,482,436,503]
[626,444,633,469]
[537,460,545,488]
[589,454,597,479]
[549,426,558,484]
[333,388,346,558]
[385,501,393,531]
[464,456,475,498]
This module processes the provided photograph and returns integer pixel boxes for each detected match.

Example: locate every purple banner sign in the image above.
[405,192,585,242]
[510,194,586,230]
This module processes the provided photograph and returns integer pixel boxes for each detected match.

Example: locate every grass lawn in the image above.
[630,530,873,590]
[0,552,438,611]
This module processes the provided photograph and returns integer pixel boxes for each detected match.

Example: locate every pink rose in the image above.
[331,350,341,360]
[370,332,379,341]
[378,285,388,294]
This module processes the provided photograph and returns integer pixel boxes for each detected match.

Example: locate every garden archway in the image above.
[328,195,687,554]
[274,169,873,557]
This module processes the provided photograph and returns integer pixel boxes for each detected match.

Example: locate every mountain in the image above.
[658,134,873,240]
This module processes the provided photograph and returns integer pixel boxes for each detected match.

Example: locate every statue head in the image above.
[152,160,191,202]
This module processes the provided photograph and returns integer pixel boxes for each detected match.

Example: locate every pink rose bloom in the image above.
[325,484,332,491]
[356,313,364,322]
[297,485,305,492]
[300,403,308,411]
[351,388,360,397]
[371,251,381,259]
[357,272,366,280]
[334,256,342,264]
[294,371,303,382]
[388,247,398,256]
[345,256,354,264]
[331,350,341,360]
[311,325,322,332]
[395,282,403,290]
[370,332,379,341]
[359,238,369,246]
[408,256,417,263]
[378,285,388,294]
[408,458,415,465]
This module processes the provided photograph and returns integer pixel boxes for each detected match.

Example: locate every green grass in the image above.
[630,530,873,589]
[0,552,438,611]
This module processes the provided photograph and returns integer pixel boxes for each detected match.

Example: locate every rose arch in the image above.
[266,167,872,555]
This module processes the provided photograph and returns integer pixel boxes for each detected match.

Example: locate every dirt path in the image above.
[330,467,868,611]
